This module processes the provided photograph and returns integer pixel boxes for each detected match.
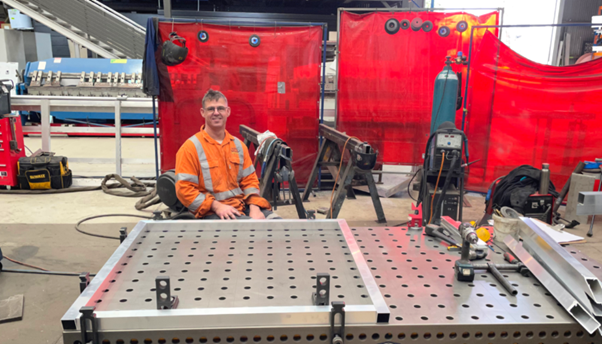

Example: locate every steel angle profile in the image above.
[519,218,602,308]
[504,236,600,334]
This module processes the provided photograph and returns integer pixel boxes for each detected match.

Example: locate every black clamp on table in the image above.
[79,306,98,344]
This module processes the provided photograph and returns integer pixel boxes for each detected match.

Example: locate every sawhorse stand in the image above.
[302,124,386,223]
[239,125,306,219]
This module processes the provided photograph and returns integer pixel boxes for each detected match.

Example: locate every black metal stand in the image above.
[302,124,386,223]
[79,272,91,293]
[79,306,98,344]
[240,125,307,219]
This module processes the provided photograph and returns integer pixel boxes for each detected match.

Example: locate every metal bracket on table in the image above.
[119,227,127,243]
[156,276,179,310]
[330,301,345,344]
[312,273,330,306]
[79,306,98,344]
[79,272,90,293]
[577,191,602,237]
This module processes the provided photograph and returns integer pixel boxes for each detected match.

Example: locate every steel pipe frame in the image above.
[11,95,158,175]
[518,217,602,313]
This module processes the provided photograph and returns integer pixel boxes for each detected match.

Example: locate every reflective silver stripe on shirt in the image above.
[176,173,199,184]
[234,138,245,181]
[241,165,255,178]
[189,135,213,192]
[189,193,206,212]
[214,187,243,201]
[244,187,259,196]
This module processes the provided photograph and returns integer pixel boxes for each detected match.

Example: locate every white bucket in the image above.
[492,213,520,248]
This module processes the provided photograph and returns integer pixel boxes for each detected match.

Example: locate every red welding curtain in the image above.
[337,11,498,165]
[157,22,322,182]
[465,31,602,192]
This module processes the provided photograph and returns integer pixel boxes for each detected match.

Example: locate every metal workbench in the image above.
[62,220,602,344]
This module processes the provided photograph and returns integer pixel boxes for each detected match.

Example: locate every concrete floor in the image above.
[1,137,602,344]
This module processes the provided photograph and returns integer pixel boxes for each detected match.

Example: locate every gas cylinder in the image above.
[430,56,459,134]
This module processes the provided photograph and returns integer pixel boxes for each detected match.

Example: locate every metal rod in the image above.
[157,18,325,27]
[334,8,341,130]
[370,170,413,175]
[319,24,329,190]
[41,98,50,152]
[589,163,602,237]
[1,269,96,277]
[320,24,327,125]
[62,118,113,128]
[115,99,122,176]
[471,263,520,271]
[123,121,157,128]
[488,263,518,296]
[152,95,159,180]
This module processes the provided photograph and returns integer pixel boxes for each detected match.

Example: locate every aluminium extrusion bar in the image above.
[92,305,377,331]
[504,236,600,334]
[519,217,602,306]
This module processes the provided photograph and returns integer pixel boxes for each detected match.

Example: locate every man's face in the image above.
[201,98,230,130]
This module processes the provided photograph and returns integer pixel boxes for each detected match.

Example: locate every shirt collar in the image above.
[200,125,233,145]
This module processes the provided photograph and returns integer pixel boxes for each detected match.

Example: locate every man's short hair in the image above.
[202,89,228,108]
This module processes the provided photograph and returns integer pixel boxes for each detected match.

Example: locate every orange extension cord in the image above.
[330,136,359,218]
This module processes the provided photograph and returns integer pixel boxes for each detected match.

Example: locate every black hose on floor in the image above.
[75,214,152,240]
[0,268,96,277]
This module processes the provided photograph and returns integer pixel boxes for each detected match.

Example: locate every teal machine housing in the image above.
[430,57,459,134]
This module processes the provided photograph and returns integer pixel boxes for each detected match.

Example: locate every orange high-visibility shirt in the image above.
[175,126,271,218]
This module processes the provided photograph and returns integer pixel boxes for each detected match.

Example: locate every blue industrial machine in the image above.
[18,58,150,122]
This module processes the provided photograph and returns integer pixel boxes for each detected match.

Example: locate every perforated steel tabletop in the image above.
[61,221,602,344]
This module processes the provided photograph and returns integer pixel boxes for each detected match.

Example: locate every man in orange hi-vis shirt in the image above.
[175,89,280,220]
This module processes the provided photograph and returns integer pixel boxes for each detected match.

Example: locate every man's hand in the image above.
[248,205,265,220]
[211,201,241,220]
